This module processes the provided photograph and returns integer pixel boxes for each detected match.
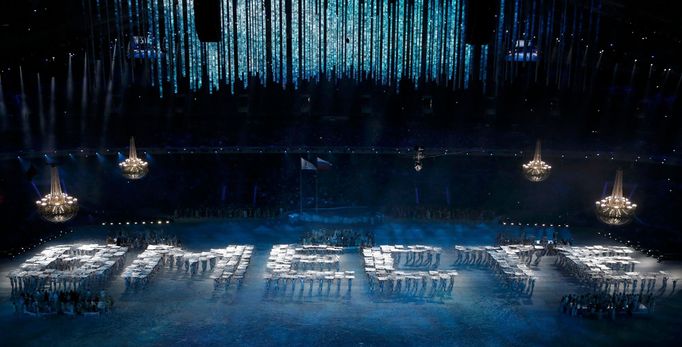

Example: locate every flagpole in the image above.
[315,174,318,212]
[299,165,303,213]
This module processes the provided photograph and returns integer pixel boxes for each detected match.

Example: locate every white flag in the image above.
[300,158,317,171]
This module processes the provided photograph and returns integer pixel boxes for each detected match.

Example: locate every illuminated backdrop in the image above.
[96,0,602,95]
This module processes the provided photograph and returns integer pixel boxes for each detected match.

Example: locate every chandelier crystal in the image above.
[119,137,149,179]
[522,140,551,182]
[595,170,637,226]
[36,167,79,223]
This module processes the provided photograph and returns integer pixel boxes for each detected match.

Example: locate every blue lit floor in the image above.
[1,219,681,346]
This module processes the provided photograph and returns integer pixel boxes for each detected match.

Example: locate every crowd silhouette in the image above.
[172,207,283,219]
[560,292,656,319]
[12,289,114,316]
[301,228,374,247]
[107,229,180,249]
[384,207,496,221]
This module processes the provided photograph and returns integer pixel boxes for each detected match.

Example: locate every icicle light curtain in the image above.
[94,0,601,95]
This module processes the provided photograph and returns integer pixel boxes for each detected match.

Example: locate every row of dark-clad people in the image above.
[171,206,496,222]
[11,289,114,316]
[384,207,497,221]
[107,227,372,249]
[172,207,284,219]
[107,229,181,249]
[301,228,374,247]
[560,292,657,319]
[496,229,573,246]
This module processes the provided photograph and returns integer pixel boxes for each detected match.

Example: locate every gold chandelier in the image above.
[522,140,551,182]
[119,137,149,179]
[595,170,637,226]
[36,166,79,223]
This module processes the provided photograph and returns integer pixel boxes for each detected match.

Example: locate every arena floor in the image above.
[1,219,681,346]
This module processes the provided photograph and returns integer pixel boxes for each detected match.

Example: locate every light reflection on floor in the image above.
[1,219,681,346]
